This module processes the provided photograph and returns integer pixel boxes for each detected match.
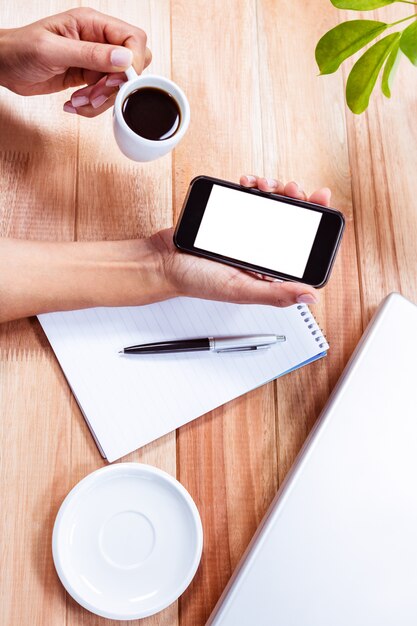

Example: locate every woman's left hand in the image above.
[149,175,332,308]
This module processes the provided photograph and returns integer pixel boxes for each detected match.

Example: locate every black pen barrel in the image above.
[123,338,211,354]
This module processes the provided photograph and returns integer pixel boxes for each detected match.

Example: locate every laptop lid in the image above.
[206,293,417,626]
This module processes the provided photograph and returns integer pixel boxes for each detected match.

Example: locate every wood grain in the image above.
[68,2,178,626]
[257,0,364,483]
[171,2,278,623]
[341,4,417,324]
[1,0,417,625]
[0,3,77,625]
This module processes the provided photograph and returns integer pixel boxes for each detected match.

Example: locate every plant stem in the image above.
[389,13,417,27]
[397,1,417,6]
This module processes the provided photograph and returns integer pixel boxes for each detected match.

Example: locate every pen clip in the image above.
[216,345,271,353]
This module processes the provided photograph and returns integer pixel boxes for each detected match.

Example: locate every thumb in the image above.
[230,276,318,308]
[52,36,133,73]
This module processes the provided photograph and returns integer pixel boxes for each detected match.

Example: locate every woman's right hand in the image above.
[0,8,151,117]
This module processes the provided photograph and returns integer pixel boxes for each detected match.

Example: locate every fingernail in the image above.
[71,95,89,107]
[63,103,77,114]
[244,175,257,183]
[265,178,278,188]
[297,293,318,305]
[91,94,108,109]
[110,48,133,68]
[106,77,125,87]
[292,181,305,195]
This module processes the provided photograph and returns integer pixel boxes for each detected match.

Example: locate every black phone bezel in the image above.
[173,176,345,288]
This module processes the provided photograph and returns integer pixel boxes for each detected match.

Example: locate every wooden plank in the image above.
[66,2,178,626]
[341,4,417,323]
[0,4,77,626]
[257,0,363,481]
[0,354,73,626]
[171,2,278,624]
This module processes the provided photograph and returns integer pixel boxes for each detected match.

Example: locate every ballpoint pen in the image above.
[119,334,286,355]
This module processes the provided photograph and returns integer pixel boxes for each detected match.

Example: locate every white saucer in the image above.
[52,463,203,620]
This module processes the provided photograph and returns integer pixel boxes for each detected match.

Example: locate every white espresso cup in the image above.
[113,67,190,162]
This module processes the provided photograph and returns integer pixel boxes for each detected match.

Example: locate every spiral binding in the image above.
[296,304,327,350]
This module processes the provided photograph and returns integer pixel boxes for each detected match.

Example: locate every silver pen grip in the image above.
[210,335,284,352]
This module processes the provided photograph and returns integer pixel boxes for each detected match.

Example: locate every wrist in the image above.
[0,29,15,90]
[56,238,177,310]
[78,237,177,308]
[146,228,184,299]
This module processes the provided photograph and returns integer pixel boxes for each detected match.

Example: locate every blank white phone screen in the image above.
[193,185,323,278]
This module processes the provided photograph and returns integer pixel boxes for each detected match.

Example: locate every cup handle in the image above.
[125,66,138,81]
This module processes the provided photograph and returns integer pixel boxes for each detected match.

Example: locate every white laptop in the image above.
[206,293,417,626]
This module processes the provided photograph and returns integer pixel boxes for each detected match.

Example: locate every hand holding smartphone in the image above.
[174,176,345,288]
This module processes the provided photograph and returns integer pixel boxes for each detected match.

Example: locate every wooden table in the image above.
[1,1,416,624]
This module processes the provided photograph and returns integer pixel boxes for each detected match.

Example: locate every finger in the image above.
[246,271,279,281]
[47,32,134,74]
[82,76,118,109]
[70,82,96,107]
[229,274,318,308]
[105,72,128,87]
[143,46,152,70]
[65,8,149,74]
[83,69,104,86]
[240,175,285,195]
[256,177,285,194]
[284,181,307,201]
[66,92,117,118]
[63,102,77,114]
[71,74,107,108]
[240,175,260,187]
[89,84,118,109]
[70,75,117,109]
[61,67,104,90]
[308,187,331,207]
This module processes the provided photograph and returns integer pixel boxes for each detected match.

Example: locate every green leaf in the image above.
[381,41,401,98]
[400,20,417,66]
[316,20,388,75]
[331,0,394,9]
[346,32,401,113]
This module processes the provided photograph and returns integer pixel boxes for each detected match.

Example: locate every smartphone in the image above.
[174,176,345,288]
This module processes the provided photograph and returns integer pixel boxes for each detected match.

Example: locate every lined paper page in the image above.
[39,298,328,462]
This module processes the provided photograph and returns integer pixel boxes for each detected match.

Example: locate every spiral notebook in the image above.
[38,298,328,462]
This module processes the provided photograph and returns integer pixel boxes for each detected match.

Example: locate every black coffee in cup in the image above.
[122,87,181,141]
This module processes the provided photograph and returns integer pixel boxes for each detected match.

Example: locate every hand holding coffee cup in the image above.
[113,66,190,162]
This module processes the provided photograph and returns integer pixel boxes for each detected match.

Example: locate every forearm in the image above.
[0,237,175,323]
